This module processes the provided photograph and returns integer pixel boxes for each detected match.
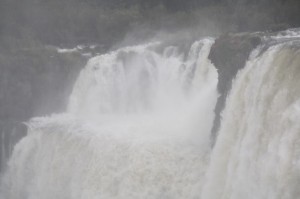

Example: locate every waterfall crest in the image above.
[1,29,300,199]
[202,37,300,199]
[68,39,216,116]
[1,38,218,199]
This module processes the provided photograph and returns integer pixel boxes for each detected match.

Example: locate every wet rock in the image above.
[0,47,87,172]
[209,33,262,143]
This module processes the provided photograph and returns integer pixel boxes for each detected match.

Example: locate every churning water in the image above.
[1,30,300,199]
[202,32,300,199]
[1,38,218,199]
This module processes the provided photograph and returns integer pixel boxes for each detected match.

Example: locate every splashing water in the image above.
[202,39,300,199]
[2,31,300,199]
[1,38,218,199]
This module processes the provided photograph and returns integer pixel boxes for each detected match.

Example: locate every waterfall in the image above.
[0,38,218,199]
[1,29,300,199]
[202,34,300,199]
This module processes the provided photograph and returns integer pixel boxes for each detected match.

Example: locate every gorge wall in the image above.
[0,48,86,170]
[208,33,262,141]
[0,29,291,172]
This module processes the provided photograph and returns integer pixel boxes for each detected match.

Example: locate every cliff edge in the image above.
[209,33,262,142]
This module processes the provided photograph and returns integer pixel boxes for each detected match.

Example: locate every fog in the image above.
[1,0,300,47]
[0,0,300,196]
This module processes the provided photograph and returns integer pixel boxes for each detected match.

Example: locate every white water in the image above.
[1,31,300,199]
[202,40,300,199]
[1,38,218,199]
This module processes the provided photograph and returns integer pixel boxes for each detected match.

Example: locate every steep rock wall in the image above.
[209,33,262,142]
[0,48,87,171]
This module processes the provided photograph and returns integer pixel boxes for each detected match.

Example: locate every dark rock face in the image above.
[0,122,27,170]
[209,33,262,144]
[0,48,87,172]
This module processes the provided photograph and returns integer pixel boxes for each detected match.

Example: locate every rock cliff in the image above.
[209,33,262,143]
[0,47,87,171]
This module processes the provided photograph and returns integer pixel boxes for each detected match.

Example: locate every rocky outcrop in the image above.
[209,33,262,143]
[0,47,87,172]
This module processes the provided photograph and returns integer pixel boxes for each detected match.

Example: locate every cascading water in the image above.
[1,29,300,199]
[202,31,300,199]
[0,38,218,199]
